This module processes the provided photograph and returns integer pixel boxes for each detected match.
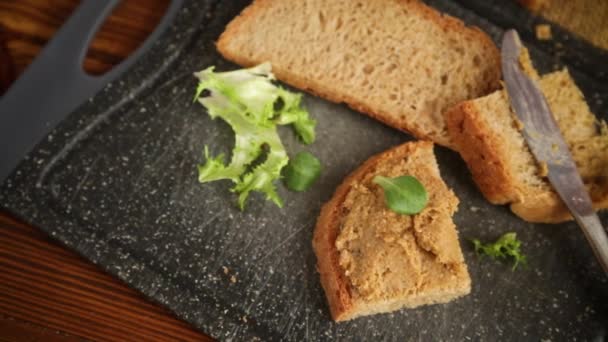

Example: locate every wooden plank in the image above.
[0,315,81,342]
[0,213,212,341]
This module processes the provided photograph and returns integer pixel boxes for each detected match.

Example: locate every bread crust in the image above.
[216,0,501,149]
[511,188,608,223]
[312,141,443,321]
[444,101,520,204]
[510,192,572,223]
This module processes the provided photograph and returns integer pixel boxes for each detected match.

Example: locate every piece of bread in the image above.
[518,0,608,50]
[217,0,501,148]
[444,69,608,223]
[312,141,470,321]
[518,0,549,12]
[541,0,608,50]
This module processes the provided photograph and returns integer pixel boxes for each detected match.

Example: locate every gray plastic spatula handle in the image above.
[0,0,183,183]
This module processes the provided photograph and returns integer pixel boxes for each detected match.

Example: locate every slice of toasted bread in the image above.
[217,0,501,148]
[312,141,470,321]
[445,69,608,223]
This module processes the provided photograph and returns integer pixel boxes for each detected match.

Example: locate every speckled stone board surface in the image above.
[1,0,607,340]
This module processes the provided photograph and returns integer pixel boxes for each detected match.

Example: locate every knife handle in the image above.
[0,0,184,183]
[575,214,608,274]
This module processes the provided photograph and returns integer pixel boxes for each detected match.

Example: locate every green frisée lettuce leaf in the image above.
[193,63,317,209]
[272,88,316,144]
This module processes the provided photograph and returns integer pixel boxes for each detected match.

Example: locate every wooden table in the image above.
[0,1,212,340]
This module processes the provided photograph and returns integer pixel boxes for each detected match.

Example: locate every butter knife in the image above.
[501,29,608,274]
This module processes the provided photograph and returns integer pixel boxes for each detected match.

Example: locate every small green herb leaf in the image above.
[372,175,428,215]
[471,232,527,270]
[283,152,321,192]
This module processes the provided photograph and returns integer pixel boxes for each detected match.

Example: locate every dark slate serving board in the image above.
[2,0,607,340]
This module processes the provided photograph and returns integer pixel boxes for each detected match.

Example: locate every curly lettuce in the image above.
[193,63,316,209]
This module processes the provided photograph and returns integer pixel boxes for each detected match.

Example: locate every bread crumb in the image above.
[222,266,229,275]
[538,161,549,177]
[513,117,525,131]
[470,206,480,213]
[230,275,237,283]
[535,24,552,40]
[242,316,248,323]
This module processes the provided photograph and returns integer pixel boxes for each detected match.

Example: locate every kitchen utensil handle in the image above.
[574,213,608,274]
[0,0,183,183]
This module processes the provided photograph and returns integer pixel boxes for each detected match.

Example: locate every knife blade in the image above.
[501,29,608,274]
[0,0,183,184]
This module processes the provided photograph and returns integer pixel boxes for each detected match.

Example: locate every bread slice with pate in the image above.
[312,141,471,321]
